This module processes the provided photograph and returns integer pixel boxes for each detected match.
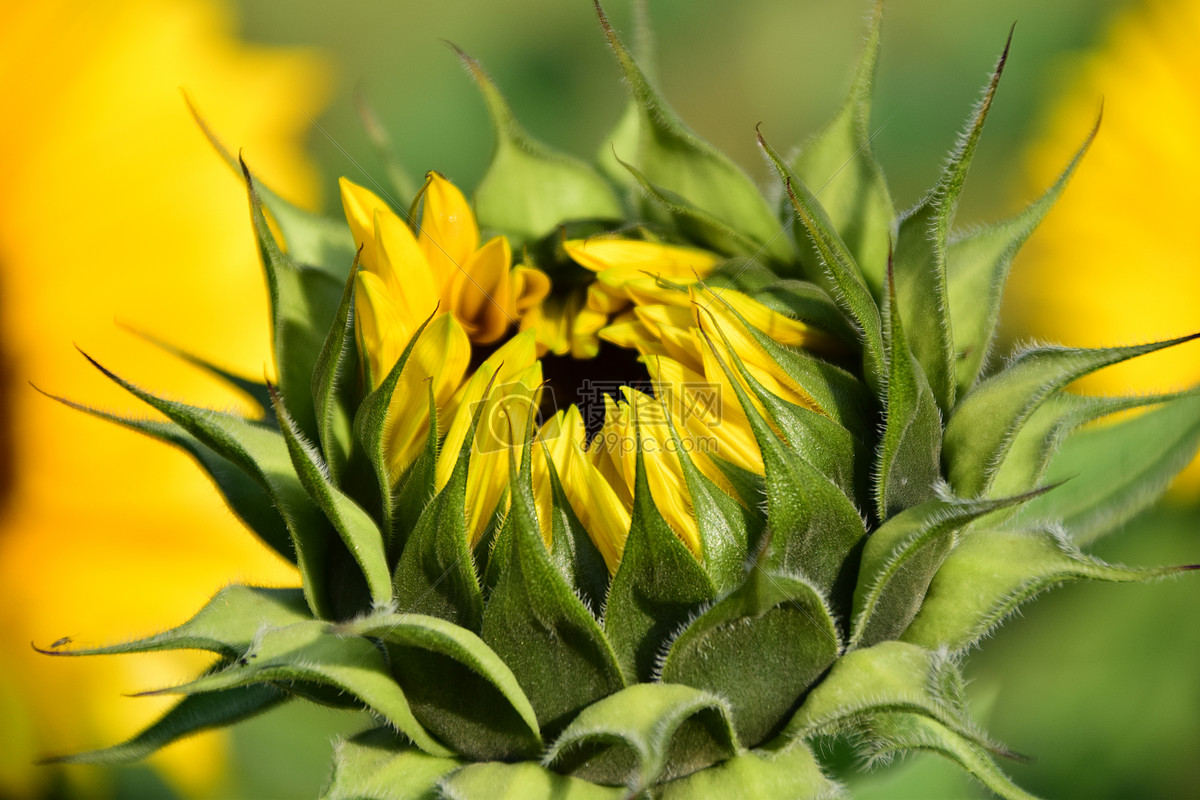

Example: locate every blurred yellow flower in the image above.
[0,1,328,797]
[1008,0,1200,491]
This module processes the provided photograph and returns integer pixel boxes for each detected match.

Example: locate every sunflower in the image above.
[39,4,1200,799]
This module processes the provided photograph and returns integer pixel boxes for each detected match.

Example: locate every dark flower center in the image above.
[539,343,651,437]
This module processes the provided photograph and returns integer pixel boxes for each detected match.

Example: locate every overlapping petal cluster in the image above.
[342,172,838,569]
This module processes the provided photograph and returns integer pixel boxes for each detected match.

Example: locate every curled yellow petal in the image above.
[450,235,514,344]
[512,265,551,314]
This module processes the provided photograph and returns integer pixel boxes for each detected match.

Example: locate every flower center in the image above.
[539,342,651,438]
[467,334,651,439]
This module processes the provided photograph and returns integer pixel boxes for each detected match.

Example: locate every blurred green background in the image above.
[236,0,1126,219]
[24,0,1200,797]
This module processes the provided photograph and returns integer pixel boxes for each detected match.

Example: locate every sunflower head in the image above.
[42,4,1200,799]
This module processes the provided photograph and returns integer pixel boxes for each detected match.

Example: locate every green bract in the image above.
[41,4,1199,798]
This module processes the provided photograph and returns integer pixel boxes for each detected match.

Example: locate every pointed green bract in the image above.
[390,386,442,560]
[460,46,621,243]
[764,140,886,393]
[480,444,625,736]
[162,621,452,757]
[657,399,749,592]
[944,334,1200,497]
[244,162,349,445]
[45,684,287,766]
[784,641,1011,763]
[81,353,338,618]
[545,682,739,790]
[859,713,1039,800]
[660,568,840,747]
[946,115,1099,395]
[273,387,393,608]
[354,313,436,555]
[903,527,1193,652]
[540,440,611,612]
[37,391,295,565]
[1012,392,1200,543]
[989,388,1200,500]
[594,0,655,194]
[893,34,1012,414]
[322,728,461,800]
[850,494,1037,648]
[37,585,309,658]
[596,2,789,263]
[343,613,543,760]
[391,422,485,629]
[311,257,360,484]
[707,331,866,595]
[603,441,716,683]
[788,1,893,297]
[876,265,943,519]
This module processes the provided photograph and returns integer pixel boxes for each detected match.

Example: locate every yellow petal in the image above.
[450,235,513,343]
[643,355,742,500]
[632,304,695,338]
[374,208,440,323]
[541,406,631,573]
[340,177,393,268]
[520,302,569,357]
[696,285,833,349]
[384,313,471,479]
[694,334,766,474]
[696,299,823,413]
[606,273,693,308]
[355,270,408,387]
[464,362,544,545]
[585,281,630,315]
[512,265,552,315]
[437,331,539,490]
[570,306,609,360]
[621,388,701,557]
[565,238,720,279]
[418,171,479,289]
[657,323,706,374]
[589,395,636,506]
[599,319,658,351]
